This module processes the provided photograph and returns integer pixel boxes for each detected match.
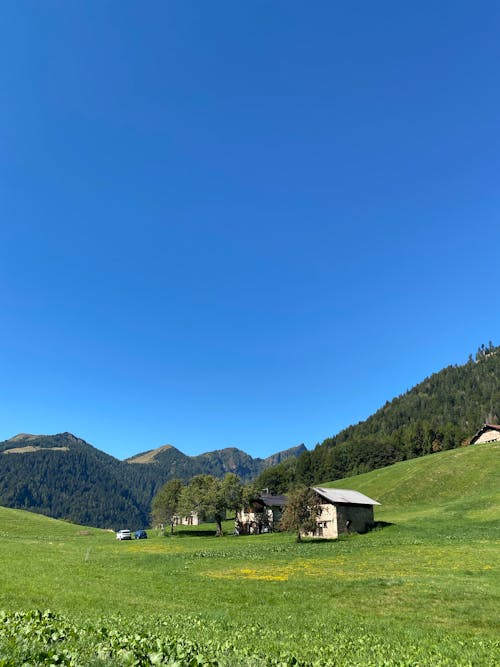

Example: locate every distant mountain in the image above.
[126,443,307,481]
[253,343,500,493]
[263,444,306,467]
[6,343,497,528]
[0,432,154,529]
[0,433,306,528]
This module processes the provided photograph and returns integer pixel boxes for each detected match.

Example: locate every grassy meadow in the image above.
[0,442,498,665]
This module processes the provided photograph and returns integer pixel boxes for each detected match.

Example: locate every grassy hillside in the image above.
[254,345,500,493]
[0,443,498,665]
[327,441,500,522]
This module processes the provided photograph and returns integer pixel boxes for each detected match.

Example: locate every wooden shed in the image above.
[469,424,500,445]
[309,487,381,539]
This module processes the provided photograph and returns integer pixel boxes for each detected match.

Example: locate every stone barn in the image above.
[309,487,380,539]
[469,424,500,445]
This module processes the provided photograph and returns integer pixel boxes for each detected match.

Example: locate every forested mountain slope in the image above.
[254,344,500,492]
[0,433,305,527]
[0,433,154,528]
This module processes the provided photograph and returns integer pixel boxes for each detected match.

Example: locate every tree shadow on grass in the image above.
[356,520,394,534]
[176,529,217,538]
[298,521,394,543]
[301,538,338,544]
[371,520,394,531]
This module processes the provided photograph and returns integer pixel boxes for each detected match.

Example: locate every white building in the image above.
[470,424,500,445]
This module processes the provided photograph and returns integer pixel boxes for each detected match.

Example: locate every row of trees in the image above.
[151,473,244,536]
[151,473,317,540]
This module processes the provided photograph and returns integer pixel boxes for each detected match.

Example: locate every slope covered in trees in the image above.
[253,344,500,493]
[0,433,305,528]
[0,433,155,528]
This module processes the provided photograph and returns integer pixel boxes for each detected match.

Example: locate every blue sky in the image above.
[1,2,499,459]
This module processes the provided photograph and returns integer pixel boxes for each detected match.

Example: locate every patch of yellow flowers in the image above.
[206,558,349,581]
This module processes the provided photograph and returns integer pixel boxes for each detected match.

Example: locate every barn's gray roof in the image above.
[312,487,381,506]
[259,494,287,507]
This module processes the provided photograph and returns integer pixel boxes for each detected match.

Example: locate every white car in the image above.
[116,529,132,540]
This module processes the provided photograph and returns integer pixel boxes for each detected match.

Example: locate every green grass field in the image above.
[0,443,498,665]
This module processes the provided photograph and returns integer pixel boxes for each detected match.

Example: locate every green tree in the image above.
[280,486,321,542]
[151,478,183,533]
[252,457,297,495]
[220,473,243,520]
[178,473,243,536]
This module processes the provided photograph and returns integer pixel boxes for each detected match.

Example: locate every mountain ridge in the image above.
[2,433,306,469]
[2,343,499,527]
[0,433,306,528]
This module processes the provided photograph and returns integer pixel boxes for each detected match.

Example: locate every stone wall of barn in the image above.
[315,502,338,538]
[310,503,375,539]
[336,504,374,534]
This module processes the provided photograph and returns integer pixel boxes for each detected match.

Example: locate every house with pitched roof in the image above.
[237,492,287,534]
[238,487,380,538]
[470,424,500,445]
[308,487,380,539]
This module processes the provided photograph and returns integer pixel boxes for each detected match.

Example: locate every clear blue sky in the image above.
[1,2,499,459]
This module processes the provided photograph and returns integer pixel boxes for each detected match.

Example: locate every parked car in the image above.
[116,529,132,540]
[135,530,148,539]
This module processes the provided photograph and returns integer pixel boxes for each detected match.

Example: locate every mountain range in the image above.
[1,343,499,529]
[0,433,306,528]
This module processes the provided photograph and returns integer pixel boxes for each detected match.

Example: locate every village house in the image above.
[308,487,380,539]
[172,512,199,526]
[469,424,500,445]
[237,492,287,534]
[236,487,380,538]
